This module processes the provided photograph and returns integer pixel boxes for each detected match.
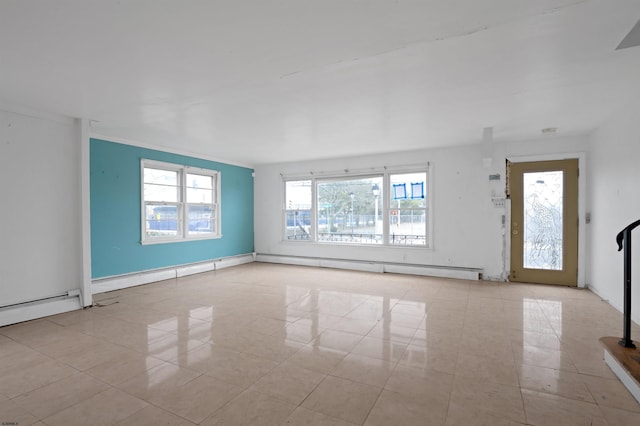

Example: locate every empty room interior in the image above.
[3,1,640,425]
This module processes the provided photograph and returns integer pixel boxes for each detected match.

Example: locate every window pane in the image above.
[390,172,427,246]
[523,170,563,270]
[390,172,427,208]
[144,183,179,202]
[144,168,178,185]
[145,204,179,237]
[187,204,214,235]
[186,187,213,203]
[317,176,383,245]
[389,209,426,245]
[285,180,312,240]
[144,167,179,202]
[286,210,311,240]
[187,174,213,190]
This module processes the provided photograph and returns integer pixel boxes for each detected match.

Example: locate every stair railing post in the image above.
[616,219,640,349]
[620,229,636,348]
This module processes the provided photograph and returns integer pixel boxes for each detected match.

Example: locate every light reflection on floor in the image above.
[1,263,639,425]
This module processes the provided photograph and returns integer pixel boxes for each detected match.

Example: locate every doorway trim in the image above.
[506,152,586,288]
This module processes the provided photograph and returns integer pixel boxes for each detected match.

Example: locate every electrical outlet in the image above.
[492,197,505,208]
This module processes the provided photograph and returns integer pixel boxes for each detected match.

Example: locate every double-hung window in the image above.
[283,167,430,247]
[142,159,220,243]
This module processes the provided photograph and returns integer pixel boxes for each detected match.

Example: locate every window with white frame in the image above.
[142,159,220,243]
[283,167,429,247]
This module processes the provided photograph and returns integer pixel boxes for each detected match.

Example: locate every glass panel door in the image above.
[510,159,578,286]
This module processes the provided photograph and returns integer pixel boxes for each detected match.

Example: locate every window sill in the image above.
[141,235,222,245]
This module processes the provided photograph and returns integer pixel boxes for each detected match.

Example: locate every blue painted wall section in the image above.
[90,138,254,278]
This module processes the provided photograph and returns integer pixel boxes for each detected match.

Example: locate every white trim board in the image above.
[255,254,482,280]
[92,253,255,294]
[0,293,83,327]
[603,350,640,404]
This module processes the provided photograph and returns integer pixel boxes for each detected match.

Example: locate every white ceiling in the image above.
[1,1,640,166]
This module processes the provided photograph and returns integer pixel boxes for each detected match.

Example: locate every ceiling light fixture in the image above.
[541,127,558,134]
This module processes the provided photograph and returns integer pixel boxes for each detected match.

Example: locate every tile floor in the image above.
[1,263,640,425]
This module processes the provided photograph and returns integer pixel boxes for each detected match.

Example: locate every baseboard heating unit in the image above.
[0,289,83,327]
[255,254,482,281]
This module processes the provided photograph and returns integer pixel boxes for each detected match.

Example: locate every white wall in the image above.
[588,100,640,324]
[0,107,84,308]
[254,135,589,280]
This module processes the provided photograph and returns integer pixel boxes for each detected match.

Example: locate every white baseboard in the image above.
[603,349,640,404]
[0,294,83,327]
[255,254,481,280]
[92,253,255,294]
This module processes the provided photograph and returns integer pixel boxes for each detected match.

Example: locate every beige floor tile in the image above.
[0,398,39,425]
[283,407,358,425]
[456,351,519,386]
[100,304,175,326]
[509,329,561,351]
[11,372,110,420]
[0,320,74,348]
[116,362,201,401]
[278,322,320,344]
[384,364,453,402]
[30,331,105,359]
[46,307,107,327]
[0,357,77,398]
[325,316,379,336]
[367,322,417,344]
[599,405,640,426]
[397,344,458,374]
[56,340,136,371]
[42,387,148,426]
[285,344,348,374]
[302,375,382,425]
[364,389,448,426]
[445,409,527,426]
[249,363,326,405]
[449,376,525,424]
[516,364,594,403]
[512,344,578,373]
[201,389,297,425]
[244,317,289,336]
[85,352,166,386]
[410,327,462,349]
[116,405,196,425]
[345,299,387,321]
[382,312,424,329]
[313,329,364,352]
[146,333,209,362]
[350,336,408,362]
[582,374,640,412]
[331,353,396,387]
[203,349,280,388]
[146,314,213,336]
[521,389,607,426]
[0,334,34,359]
[147,374,244,424]
[242,333,306,362]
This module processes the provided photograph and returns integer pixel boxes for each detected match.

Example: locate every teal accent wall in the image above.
[90,138,254,278]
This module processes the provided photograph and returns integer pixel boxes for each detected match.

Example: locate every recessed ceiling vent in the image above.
[617,19,640,50]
